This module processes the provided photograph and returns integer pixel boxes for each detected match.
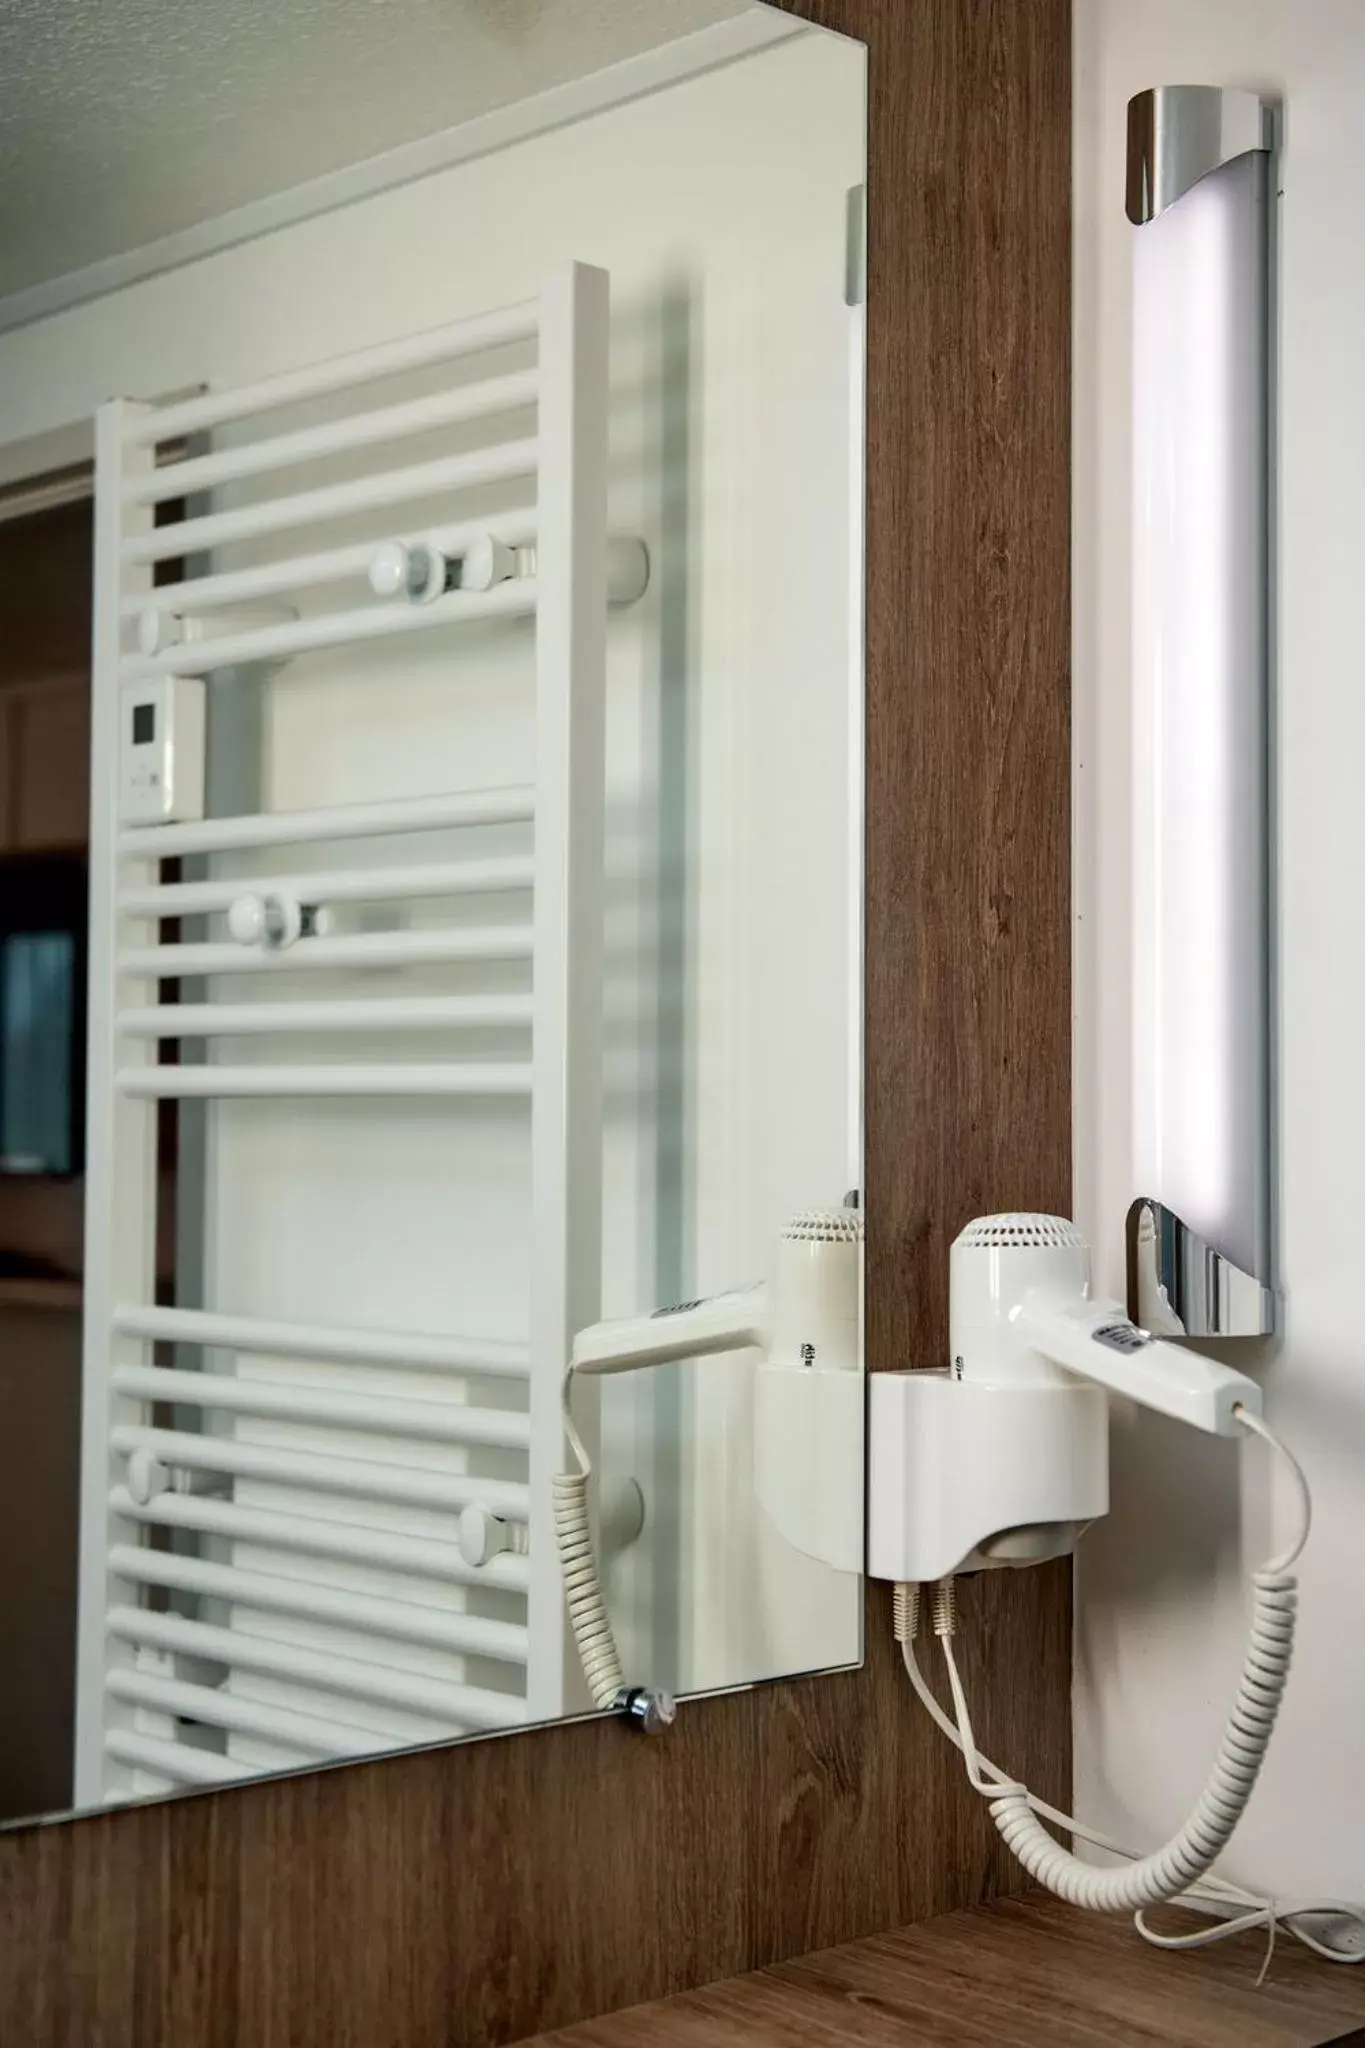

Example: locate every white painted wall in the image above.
[1074,0,1365,1898]
[0,24,866,1764]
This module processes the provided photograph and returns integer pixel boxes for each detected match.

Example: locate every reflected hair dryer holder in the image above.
[557,1208,863,1726]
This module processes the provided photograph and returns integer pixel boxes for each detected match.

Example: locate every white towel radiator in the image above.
[75,264,640,1803]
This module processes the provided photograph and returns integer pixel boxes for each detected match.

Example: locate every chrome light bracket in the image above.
[1126,85,1273,225]
[1127,1198,1275,1340]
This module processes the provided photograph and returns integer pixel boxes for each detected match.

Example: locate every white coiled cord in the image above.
[553,1373,625,1709]
[898,1409,1365,1974]
[981,1408,1303,1911]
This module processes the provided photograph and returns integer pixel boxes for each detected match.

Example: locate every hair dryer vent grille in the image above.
[955,1213,1086,1250]
[783,1209,864,1243]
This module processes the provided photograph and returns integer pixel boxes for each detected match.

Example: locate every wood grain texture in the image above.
[0,501,93,849]
[0,499,93,688]
[515,1894,1365,2048]
[0,4,1074,2043]
[0,1306,81,1821]
[0,500,92,1823]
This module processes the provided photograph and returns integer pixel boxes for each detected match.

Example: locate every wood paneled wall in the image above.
[0,3,1073,2042]
[0,498,93,850]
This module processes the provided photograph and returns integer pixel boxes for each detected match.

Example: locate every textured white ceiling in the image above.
[0,0,755,299]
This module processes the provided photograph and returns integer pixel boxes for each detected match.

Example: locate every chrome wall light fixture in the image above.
[1125,86,1276,1339]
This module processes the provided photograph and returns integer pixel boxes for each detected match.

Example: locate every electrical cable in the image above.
[552,1370,625,1709]
[895,1410,1365,1978]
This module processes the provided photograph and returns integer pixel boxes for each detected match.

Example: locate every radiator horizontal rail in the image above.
[116,924,533,979]
[107,1606,527,1729]
[115,994,535,1039]
[115,1062,533,1100]
[117,785,534,860]
[105,1668,394,1759]
[121,575,535,680]
[125,369,539,505]
[111,1425,531,1519]
[109,1546,530,1665]
[123,513,537,619]
[108,1486,530,1594]
[122,440,539,566]
[119,855,534,918]
[105,1729,246,1787]
[111,1302,529,1378]
[111,1363,531,1449]
[127,300,537,444]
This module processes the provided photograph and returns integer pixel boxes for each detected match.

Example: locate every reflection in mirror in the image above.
[0,0,866,1824]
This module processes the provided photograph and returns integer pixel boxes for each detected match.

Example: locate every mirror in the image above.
[0,0,866,1824]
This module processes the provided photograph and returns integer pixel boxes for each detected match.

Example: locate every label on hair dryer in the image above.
[650,1285,759,1320]
[1092,1319,1153,1355]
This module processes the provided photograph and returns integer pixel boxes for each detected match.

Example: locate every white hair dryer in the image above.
[557,1209,864,1710]
[869,1213,1330,1946]
[949,1212,1260,1433]
[871,1212,1262,1588]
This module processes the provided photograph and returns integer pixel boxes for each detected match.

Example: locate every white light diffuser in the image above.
[1126,87,1275,1337]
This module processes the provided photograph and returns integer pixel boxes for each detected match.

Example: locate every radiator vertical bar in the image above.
[74,400,159,1807]
[527,263,610,1720]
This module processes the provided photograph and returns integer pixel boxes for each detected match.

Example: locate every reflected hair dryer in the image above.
[558,1209,863,1711]
[569,1208,863,1378]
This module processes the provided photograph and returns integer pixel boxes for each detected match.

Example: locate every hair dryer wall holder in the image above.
[755,1359,864,1574]
[868,1211,1266,1588]
[867,1370,1109,1585]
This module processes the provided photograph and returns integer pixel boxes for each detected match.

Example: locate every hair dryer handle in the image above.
[1016,1296,1261,1436]
[570,1286,768,1375]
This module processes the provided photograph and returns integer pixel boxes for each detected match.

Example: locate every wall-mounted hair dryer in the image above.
[870,1213,1261,1587]
[950,1212,1259,1431]
[557,1209,864,1711]
[869,1213,1365,1969]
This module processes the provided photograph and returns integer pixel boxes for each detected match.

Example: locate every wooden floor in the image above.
[515,1894,1365,2047]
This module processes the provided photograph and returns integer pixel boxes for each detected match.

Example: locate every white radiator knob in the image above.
[137,608,181,657]
[457,1504,519,1568]
[228,892,304,949]
[126,1448,170,1505]
[459,534,517,592]
[368,540,445,604]
[601,1478,646,1558]
[368,541,411,599]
